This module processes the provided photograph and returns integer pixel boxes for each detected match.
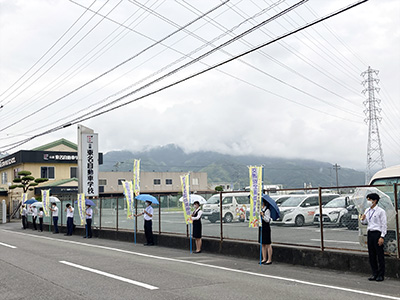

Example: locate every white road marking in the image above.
[59,261,158,290]
[0,241,17,249]
[3,229,399,300]
[310,239,359,245]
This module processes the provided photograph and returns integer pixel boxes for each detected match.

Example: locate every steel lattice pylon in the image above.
[361,66,386,184]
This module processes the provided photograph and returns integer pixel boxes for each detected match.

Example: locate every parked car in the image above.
[274,194,339,226]
[245,195,290,221]
[341,204,359,230]
[313,196,352,227]
[202,192,250,223]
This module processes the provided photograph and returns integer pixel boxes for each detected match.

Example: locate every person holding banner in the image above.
[259,198,272,265]
[38,208,44,232]
[191,201,203,253]
[50,203,59,234]
[65,203,74,236]
[21,205,28,229]
[134,201,154,246]
[84,205,93,238]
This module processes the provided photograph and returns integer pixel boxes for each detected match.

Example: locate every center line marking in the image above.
[59,261,158,290]
[0,241,17,249]
[3,229,399,300]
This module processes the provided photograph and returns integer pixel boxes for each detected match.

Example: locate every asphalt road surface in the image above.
[1,222,399,300]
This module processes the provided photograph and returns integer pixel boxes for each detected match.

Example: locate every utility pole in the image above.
[361,66,385,184]
[332,163,340,193]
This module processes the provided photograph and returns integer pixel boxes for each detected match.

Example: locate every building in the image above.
[99,171,209,196]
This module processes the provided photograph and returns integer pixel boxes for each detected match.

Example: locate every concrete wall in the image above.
[47,224,400,279]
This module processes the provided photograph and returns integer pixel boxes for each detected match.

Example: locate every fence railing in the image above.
[32,184,399,259]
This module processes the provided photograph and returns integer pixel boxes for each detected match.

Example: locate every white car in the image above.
[202,192,250,223]
[313,196,352,227]
[274,194,339,226]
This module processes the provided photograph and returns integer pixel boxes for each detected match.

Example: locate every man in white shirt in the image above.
[50,203,59,234]
[134,201,154,246]
[84,205,93,239]
[361,193,387,282]
[65,203,74,236]
[30,206,38,231]
[21,205,28,229]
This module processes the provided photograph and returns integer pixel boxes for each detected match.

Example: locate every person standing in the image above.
[191,201,203,253]
[260,198,273,265]
[30,205,38,231]
[134,201,154,246]
[65,203,74,236]
[50,203,59,234]
[84,205,93,238]
[38,207,44,232]
[21,205,28,229]
[361,193,387,282]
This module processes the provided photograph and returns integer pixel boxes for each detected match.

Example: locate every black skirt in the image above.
[259,222,271,245]
[193,220,202,239]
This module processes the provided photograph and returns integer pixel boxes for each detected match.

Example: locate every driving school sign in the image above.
[78,125,99,197]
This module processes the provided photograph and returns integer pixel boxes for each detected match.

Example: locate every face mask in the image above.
[366,201,373,208]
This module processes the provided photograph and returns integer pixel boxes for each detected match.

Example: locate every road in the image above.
[1,222,399,300]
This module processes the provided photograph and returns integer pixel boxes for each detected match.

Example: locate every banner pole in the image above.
[190,223,192,254]
[260,166,264,265]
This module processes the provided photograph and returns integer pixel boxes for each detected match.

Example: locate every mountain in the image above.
[100,144,365,188]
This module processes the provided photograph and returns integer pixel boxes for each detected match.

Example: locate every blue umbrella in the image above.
[135,194,159,205]
[74,199,96,206]
[262,194,280,221]
[24,199,38,205]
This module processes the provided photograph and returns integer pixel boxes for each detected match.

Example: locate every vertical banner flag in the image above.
[20,193,28,213]
[122,181,134,219]
[180,173,192,224]
[249,166,263,228]
[133,159,140,197]
[41,190,50,216]
[77,193,86,225]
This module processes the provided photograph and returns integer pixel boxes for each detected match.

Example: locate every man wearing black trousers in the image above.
[21,205,28,229]
[83,205,93,238]
[135,201,154,246]
[65,204,74,236]
[361,193,387,282]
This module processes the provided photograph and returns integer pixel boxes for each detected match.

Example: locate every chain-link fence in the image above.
[35,184,399,258]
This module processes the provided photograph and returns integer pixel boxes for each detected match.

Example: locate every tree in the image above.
[214,185,224,192]
[9,171,48,193]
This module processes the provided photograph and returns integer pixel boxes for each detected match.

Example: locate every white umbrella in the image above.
[179,194,207,205]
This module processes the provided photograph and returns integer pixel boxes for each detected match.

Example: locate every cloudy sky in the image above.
[0,0,399,170]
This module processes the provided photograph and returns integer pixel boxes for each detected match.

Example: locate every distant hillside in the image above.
[100,144,365,188]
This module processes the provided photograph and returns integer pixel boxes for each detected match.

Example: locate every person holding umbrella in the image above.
[260,198,273,265]
[134,200,154,246]
[30,205,38,231]
[50,202,59,234]
[65,203,74,236]
[21,205,28,229]
[191,200,203,253]
[38,207,44,232]
[84,204,93,239]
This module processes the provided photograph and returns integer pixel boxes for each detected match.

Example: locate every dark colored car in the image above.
[342,204,359,230]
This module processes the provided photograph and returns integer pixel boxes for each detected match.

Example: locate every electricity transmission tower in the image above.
[361,66,385,184]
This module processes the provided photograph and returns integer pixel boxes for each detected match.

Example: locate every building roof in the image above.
[32,138,77,151]
[40,178,78,187]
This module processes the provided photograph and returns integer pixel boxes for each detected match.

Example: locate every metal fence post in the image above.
[99,197,102,230]
[318,187,324,252]
[116,197,119,231]
[220,191,223,250]
[393,184,399,259]
[158,195,161,234]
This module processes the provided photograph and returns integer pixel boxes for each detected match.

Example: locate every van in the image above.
[274,194,339,226]
[202,192,250,223]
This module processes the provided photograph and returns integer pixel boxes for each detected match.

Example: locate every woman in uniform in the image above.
[260,198,272,264]
[191,201,203,253]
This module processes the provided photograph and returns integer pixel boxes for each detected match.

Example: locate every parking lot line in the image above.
[0,241,17,249]
[59,261,159,290]
[310,239,359,244]
[3,229,399,300]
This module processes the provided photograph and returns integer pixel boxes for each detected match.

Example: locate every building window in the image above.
[41,167,55,179]
[13,168,21,179]
[165,179,172,185]
[99,186,104,193]
[192,178,199,185]
[99,179,107,186]
[153,179,161,185]
[1,172,7,184]
[118,179,125,185]
[70,167,78,178]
